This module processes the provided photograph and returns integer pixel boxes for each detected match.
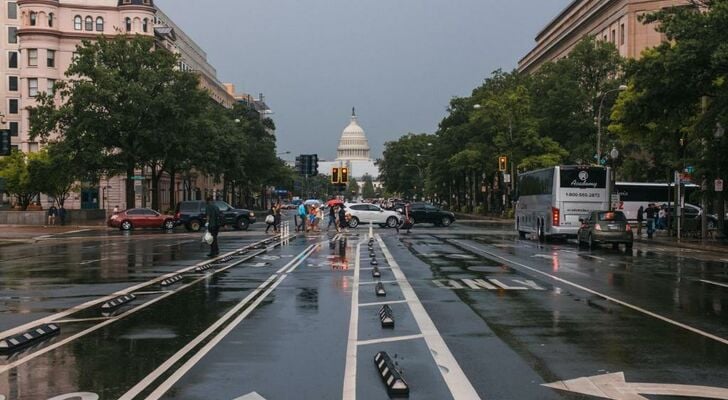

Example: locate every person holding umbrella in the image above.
[326,198,342,231]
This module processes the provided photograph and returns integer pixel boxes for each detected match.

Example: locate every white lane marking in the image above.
[0,237,273,339]
[53,317,112,324]
[454,240,728,346]
[543,371,728,399]
[377,235,481,400]
[359,267,392,271]
[0,249,268,374]
[698,279,728,289]
[357,334,425,346]
[359,300,407,308]
[359,280,397,286]
[233,392,267,400]
[342,239,366,400]
[141,245,318,399]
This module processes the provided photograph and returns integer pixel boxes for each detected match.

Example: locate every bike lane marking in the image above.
[377,234,481,400]
[132,243,320,400]
[342,237,366,400]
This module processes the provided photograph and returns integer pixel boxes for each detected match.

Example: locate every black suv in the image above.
[174,200,256,231]
[395,202,456,227]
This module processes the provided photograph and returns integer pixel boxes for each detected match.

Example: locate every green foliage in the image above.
[27,143,80,207]
[377,133,434,199]
[0,151,39,210]
[361,174,376,199]
[348,176,360,198]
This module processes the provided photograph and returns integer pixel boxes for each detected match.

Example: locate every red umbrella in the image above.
[327,199,344,207]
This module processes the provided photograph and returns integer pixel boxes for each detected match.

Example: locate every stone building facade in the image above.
[518,0,689,74]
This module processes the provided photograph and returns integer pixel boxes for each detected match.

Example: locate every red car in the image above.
[108,208,177,231]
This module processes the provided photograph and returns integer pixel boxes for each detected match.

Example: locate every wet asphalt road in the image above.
[0,219,726,399]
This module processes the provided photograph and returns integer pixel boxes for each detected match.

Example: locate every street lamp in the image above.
[596,85,628,164]
[610,145,619,210]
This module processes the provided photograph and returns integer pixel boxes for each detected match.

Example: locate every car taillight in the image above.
[595,224,602,231]
[175,212,180,219]
[552,207,560,227]
[625,224,632,232]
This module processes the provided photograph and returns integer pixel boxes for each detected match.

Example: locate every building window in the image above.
[9,99,19,114]
[142,18,148,33]
[8,27,17,44]
[30,12,37,26]
[8,76,18,91]
[49,13,54,27]
[74,15,82,30]
[611,29,616,43]
[28,49,38,67]
[125,17,132,32]
[47,79,55,94]
[29,142,39,153]
[96,17,104,32]
[8,2,17,19]
[28,78,38,97]
[47,50,55,67]
[9,52,18,68]
[620,23,625,45]
[85,16,93,31]
[9,122,19,137]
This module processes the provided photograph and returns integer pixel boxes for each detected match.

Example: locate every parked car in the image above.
[577,210,633,250]
[665,204,718,229]
[344,203,401,228]
[174,200,256,232]
[108,208,176,231]
[395,202,455,227]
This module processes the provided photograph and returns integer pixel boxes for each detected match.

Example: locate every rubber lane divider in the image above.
[126,244,319,400]
[100,294,136,311]
[379,305,394,328]
[0,324,60,355]
[0,236,277,340]
[195,264,214,273]
[372,266,381,278]
[371,257,379,266]
[375,282,387,296]
[160,274,183,287]
[374,351,409,397]
[0,247,272,374]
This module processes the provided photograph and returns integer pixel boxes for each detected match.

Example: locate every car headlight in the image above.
[249,212,255,217]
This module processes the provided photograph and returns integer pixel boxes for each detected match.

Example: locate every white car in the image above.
[345,203,401,228]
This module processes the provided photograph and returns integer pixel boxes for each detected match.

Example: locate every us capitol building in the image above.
[318,109,381,190]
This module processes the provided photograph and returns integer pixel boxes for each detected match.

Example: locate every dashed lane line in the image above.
[698,279,728,289]
[377,234,481,400]
[357,334,424,346]
[137,244,320,400]
[452,239,728,347]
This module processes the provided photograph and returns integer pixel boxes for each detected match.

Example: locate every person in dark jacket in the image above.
[645,203,657,239]
[636,205,644,237]
[265,205,276,234]
[205,196,222,257]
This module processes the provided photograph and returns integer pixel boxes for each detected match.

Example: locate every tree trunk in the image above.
[168,168,177,211]
[125,167,135,209]
[151,165,160,211]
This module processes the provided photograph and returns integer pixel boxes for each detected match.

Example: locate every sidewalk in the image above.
[634,230,728,253]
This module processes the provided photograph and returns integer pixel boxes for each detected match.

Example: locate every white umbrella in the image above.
[304,199,321,206]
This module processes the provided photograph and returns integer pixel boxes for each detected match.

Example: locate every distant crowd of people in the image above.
[636,203,669,239]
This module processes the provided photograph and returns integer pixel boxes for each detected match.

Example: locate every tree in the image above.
[377,133,435,199]
[30,35,209,209]
[27,143,81,207]
[361,174,376,199]
[347,177,360,200]
[0,151,39,210]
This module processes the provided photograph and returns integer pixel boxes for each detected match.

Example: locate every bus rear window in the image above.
[560,167,607,189]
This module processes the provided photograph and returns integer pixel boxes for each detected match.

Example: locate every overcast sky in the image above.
[154,0,569,161]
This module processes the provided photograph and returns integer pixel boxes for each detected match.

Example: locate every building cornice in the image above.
[17,0,154,12]
[17,27,152,40]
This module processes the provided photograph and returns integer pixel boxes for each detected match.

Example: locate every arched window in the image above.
[29,12,37,26]
[48,13,54,27]
[125,17,131,32]
[74,15,82,30]
[85,16,93,31]
[142,18,148,33]
[96,17,104,32]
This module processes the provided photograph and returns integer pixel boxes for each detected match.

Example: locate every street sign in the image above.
[131,175,145,180]
[716,179,724,192]
[503,173,511,183]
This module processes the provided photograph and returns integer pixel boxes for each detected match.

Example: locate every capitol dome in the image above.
[337,108,371,160]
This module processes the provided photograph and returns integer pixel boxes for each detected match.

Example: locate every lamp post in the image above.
[596,85,628,164]
[610,145,619,210]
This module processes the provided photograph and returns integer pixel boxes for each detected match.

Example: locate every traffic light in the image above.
[332,167,340,184]
[498,156,507,172]
[311,154,319,176]
[341,168,349,184]
[295,155,304,175]
[0,130,10,156]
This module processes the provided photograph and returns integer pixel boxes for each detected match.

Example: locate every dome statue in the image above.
[336,107,371,161]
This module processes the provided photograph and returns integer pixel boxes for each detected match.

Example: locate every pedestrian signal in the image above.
[341,168,349,184]
[498,156,507,172]
[332,167,340,184]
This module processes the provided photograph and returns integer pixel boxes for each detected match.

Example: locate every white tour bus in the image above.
[614,182,699,221]
[515,165,611,241]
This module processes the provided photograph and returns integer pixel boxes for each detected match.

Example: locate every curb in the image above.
[635,237,728,253]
